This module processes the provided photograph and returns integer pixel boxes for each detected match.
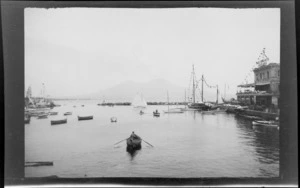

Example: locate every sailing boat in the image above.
[187,65,210,111]
[163,91,183,113]
[132,93,147,108]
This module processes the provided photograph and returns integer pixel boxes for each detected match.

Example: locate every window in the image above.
[267,71,269,79]
[260,73,262,79]
[278,70,280,77]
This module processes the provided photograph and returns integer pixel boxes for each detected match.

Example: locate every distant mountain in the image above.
[75,78,220,102]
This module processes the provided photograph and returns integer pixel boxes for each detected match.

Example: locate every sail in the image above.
[132,93,147,108]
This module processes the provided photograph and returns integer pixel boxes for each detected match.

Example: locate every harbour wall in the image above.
[241,109,278,120]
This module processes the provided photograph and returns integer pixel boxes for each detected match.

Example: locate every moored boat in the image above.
[25,116,31,124]
[37,113,48,119]
[64,112,72,116]
[238,114,263,120]
[78,115,93,121]
[49,112,58,115]
[252,120,279,127]
[51,118,67,125]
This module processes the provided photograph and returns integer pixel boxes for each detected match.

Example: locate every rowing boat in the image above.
[126,136,142,151]
[78,115,93,121]
[153,111,160,117]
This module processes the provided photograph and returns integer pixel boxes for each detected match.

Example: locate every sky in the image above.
[25,8,280,98]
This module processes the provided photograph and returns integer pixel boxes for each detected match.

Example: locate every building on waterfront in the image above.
[236,50,280,113]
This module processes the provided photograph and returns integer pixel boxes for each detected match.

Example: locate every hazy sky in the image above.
[25,8,280,98]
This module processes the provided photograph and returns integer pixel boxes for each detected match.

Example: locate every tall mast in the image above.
[216,85,219,104]
[201,75,204,102]
[192,65,195,103]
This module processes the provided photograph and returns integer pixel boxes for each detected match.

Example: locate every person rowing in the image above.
[130,131,140,140]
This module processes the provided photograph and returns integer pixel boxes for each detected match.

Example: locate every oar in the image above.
[142,139,154,147]
[114,138,128,145]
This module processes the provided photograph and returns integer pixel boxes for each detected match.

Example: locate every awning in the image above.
[237,83,255,88]
[255,82,270,86]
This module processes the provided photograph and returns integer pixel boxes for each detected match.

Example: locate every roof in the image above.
[255,82,270,86]
[253,62,280,72]
[237,83,255,88]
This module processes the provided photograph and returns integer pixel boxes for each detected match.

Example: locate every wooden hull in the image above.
[37,114,48,119]
[126,138,142,151]
[64,112,72,116]
[51,119,67,125]
[239,114,263,120]
[78,116,93,121]
[188,103,210,110]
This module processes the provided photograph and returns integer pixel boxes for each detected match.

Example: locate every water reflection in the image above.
[234,115,279,166]
[126,148,140,160]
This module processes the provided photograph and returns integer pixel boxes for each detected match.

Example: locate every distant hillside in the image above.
[74,78,221,102]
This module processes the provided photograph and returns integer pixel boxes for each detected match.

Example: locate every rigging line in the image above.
[203,76,217,89]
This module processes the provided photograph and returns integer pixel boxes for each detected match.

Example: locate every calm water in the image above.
[25,100,279,178]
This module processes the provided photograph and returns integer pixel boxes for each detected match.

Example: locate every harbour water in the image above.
[25,100,279,178]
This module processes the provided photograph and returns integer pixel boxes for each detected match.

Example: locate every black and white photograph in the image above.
[2,1,298,186]
[24,7,281,178]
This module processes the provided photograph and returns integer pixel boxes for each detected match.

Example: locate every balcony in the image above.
[236,90,273,96]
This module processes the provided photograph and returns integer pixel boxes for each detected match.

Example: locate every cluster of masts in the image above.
[189,64,219,104]
[26,83,48,99]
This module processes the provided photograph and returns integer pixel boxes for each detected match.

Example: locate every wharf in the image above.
[238,109,278,120]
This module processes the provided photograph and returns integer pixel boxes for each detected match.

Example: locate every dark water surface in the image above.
[25,100,279,177]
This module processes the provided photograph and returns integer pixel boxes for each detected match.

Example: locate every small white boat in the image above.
[252,120,279,127]
[132,93,147,108]
[111,117,117,122]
